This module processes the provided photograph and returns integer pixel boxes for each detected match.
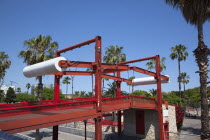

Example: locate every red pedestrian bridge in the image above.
[0,36,170,140]
[0,95,157,134]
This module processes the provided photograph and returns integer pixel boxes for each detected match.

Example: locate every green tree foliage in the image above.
[132,90,151,97]
[163,91,180,106]
[165,1,210,138]
[16,93,37,102]
[72,91,93,98]
[103,45,126,64]
[180,72,190,91]
[0,90,5,103]
[103,82,116,97]
[149,89,157,97]
[146,57,166,72]
[32,87,65,100]
[16,87,21,94]
[170,44,188,101]
[5,87,16,103]
[62,77,71,98]
[26,83,31,94]
[127,76,135,93]
[19,35,58,101]
[0,52,11,85]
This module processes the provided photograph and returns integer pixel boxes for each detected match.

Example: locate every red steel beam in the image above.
[102,74,132,84]
[56,37,96,55]
[59,61,93,68]
[131,66,169,80]
[102,69,128,74]
[52,71,94,76]
[58,60,130,70]
[117,56,157,65]
[101,64,130,70]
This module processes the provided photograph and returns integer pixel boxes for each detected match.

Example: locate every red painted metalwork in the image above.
[164,121,169,140]
[116,72,122,135]
[156,55,164,140]
[0,36,170,140]
[102,74,132,83]
[56,38,96,55]
[117,56,157,65]
[94,36,102,140]
[53,71,94,76]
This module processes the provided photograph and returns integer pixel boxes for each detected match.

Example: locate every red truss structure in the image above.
[0,36,169,140]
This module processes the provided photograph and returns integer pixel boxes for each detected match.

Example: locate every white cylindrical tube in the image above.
[23,57,67,78]
[132,75,169,86]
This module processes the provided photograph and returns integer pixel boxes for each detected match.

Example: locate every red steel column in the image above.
[53,54,60,140]
[116,72,122,135]
[54,53,61,104]
[94,36,102,140]
[54,75,60,104]
[156,55,164,140]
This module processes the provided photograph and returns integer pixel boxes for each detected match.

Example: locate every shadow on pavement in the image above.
[182,127,201,135]
[27,131,53,139]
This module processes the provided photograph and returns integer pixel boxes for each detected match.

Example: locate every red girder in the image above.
[117,55,157,65]
[52,71,94,76]
[101,74,132,83]
[56,37,96,55]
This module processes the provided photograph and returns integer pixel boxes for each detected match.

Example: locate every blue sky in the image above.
[0,0,210,94]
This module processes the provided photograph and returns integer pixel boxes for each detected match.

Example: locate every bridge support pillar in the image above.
[95,117,102,140]
[117,72,122,135]
[53,125,58,140]
[117,110,122,135]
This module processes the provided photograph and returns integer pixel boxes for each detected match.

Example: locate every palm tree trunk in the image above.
[66,84,68,99]
[193,22,210,139]
[36,76,43,140]
[37,76,43,101]
[71,77,74,95]
[178,59,182,103]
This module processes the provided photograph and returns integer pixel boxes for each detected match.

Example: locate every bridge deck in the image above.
[0,95,156,134]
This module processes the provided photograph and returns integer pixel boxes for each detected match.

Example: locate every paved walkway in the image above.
[19,128,93,140]
[179,117,210,140]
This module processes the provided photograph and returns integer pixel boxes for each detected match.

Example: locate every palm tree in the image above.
[19,35,58,140]
[103,45,126,65]
[180,72,190,91]
[86,68,94,95]
[19,35,58,101]
[103,45,126,133]
[146,57,166,72]
[26,83,31,94]
[170,44,188,101]
[165,1,210,138]
[126,76,135,93]
[62,77,71,98]
[0,52,11,86]
[16,87,21,94]
[149,89,157,97]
